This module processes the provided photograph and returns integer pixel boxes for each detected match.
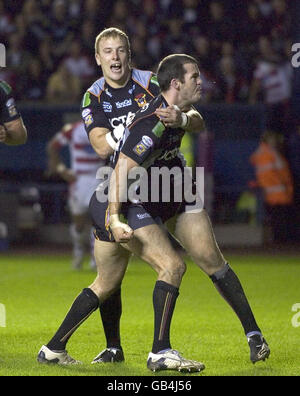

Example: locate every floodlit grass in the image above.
[0,251,300,376]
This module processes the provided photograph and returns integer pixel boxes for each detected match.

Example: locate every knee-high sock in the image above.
[152,280,179,354]
[99,288,122,349]
[47,288,99,351]
[210,263,261,335]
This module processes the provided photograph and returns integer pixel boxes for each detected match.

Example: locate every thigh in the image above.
[89,238,130,298]
[126,223,185,287]
[173,210,226,275]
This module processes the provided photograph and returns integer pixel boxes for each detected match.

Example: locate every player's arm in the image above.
[81,90,125,160]
[89,124,124,160]
[155,105,205,133]
[108,152,137,243]
[46,127,76,183]
[0,118,27,145]
[108,118,157,243]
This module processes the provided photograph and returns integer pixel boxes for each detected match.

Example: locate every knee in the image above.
[158,257,186,285]
[89,275,119,301]
[194,249,225,276]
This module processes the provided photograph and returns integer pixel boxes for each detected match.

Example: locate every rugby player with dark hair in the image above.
[37,51,269,372]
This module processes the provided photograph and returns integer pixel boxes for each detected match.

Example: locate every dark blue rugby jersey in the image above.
[0,80,21,124]
[116,94,186,171]
[80,69,160,134]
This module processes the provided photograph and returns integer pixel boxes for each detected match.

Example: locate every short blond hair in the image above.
[95,27,131,58]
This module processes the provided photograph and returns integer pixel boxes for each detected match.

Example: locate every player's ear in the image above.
[170,78,180,90]
[95,53,101,66]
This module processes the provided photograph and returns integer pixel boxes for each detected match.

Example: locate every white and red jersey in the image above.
[253,61,292,105]
[53,121,104,176]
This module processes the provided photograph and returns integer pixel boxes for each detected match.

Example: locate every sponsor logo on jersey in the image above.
[128,84,136,94]
[152,121,165,138]
[105,88,112,97]
[116,99,132,109]
[133,142,148,156]
[109,112,135,128]
[137,213,151,220]
[82,108,91,118]
[134,93,147,108]
[83,114,93,127]
[158,147,180,161]
[103,101,112,112]
[142,135,153,148]
[6,98,17,117]
[82,92,91,107]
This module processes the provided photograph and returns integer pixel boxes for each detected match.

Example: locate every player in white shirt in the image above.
[47,120,104,270]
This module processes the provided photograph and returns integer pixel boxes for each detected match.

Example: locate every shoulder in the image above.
[129,96,162,131]
[87,77,105,96]
[81,77,105,107]
[132,69,160,94]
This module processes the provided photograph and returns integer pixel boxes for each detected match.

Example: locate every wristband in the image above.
[180,112,189,128]
[173,105,189,129]
[106,132,118,150]
[105,124,125,150]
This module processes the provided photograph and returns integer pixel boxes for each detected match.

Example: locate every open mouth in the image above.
[111,63,122,73]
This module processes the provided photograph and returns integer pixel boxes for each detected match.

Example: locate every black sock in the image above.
[47,288,99,351]
[99,288,122,349]
[152,280,179,354]
[210,263,261,335]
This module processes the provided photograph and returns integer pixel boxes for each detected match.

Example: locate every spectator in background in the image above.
[249,35,293,133]
[21,0,49,54]
[130,35,156,71]
[19,57,46,101]
[49,0,74,61]
[182,0,200,35]
[0,0,15,43]
[163,18,192,56]
[80,20,97,59]
[213,55,248,103]
[192,35,215,75]
[287,124,300,242]
[241,3,271,52]
[46,63,81,104]
[6,32,31,96]
[38,38,56,81]
[107,0,129,31]
[270,0,291,39]
[62,39,96,87]
[250,130,294,244]
[254,0,273,18]
[206,1,235,51]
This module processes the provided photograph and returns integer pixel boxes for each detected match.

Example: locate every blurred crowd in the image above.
[0,0,294,110]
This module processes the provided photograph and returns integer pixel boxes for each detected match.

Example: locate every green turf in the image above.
[0,251,300,376]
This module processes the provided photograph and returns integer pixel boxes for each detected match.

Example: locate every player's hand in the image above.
[0,125,7,143]
[111,225,134,243]
[155,105,183,128]
[109,214,134,243]
[60,169,77,183]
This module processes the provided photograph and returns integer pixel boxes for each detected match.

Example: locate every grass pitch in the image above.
[0,249,300,376]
